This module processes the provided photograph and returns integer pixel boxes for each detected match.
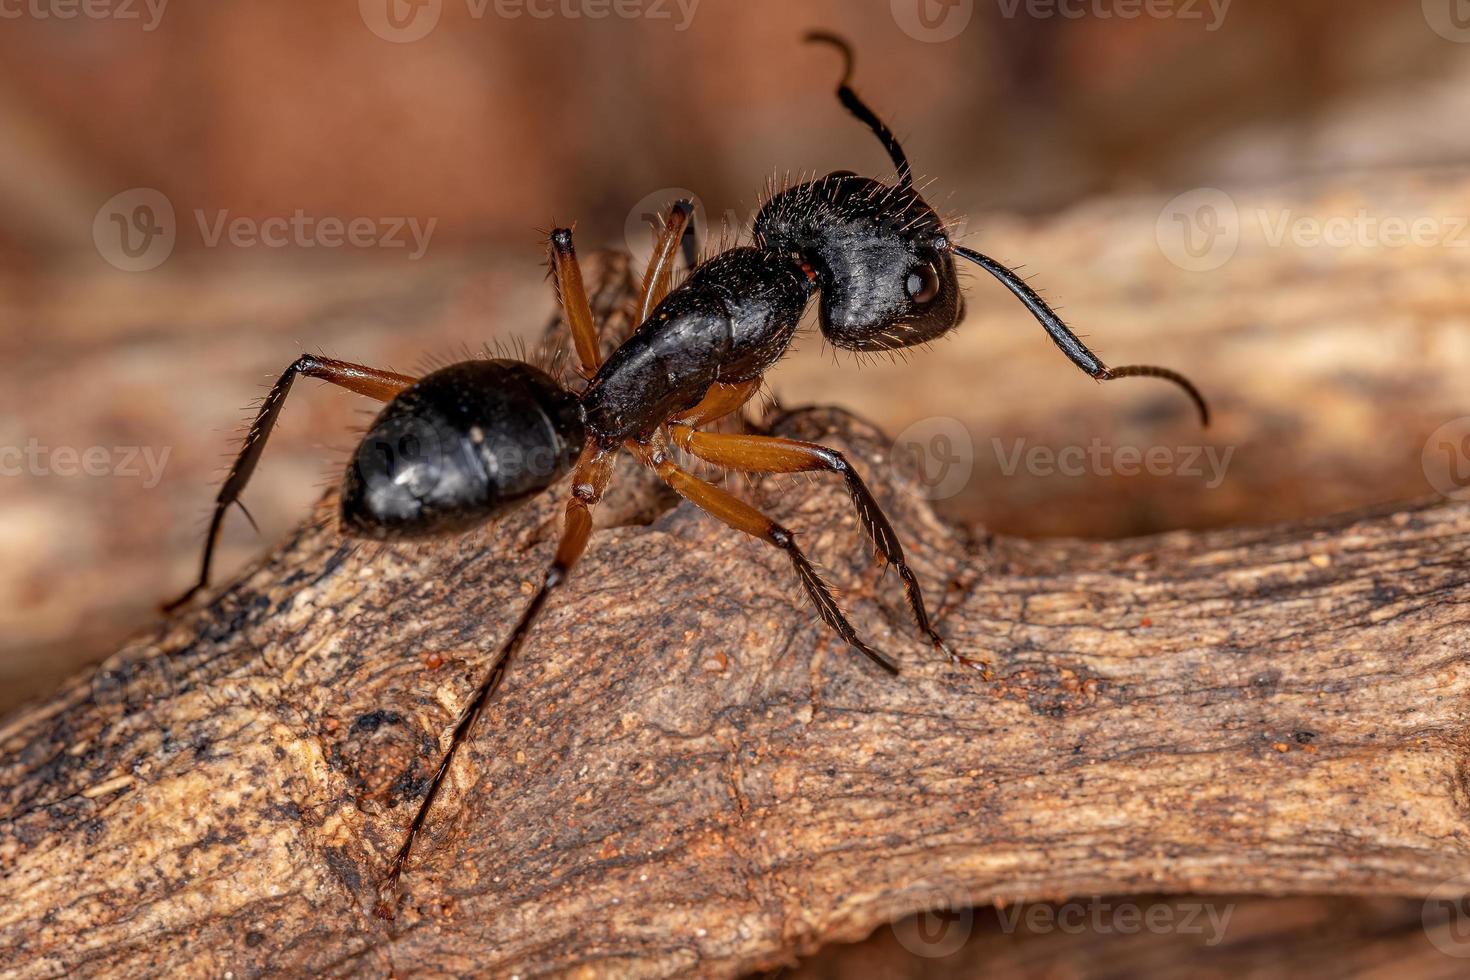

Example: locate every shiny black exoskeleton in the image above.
[579,172,965,444]
[581,247,814,442]
[755,172,963,351]
[341,360,585,539]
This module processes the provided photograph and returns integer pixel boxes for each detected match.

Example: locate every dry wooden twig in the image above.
[2,402,1468,977]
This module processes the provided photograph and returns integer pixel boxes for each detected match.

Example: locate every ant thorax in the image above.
[579,246,814,444]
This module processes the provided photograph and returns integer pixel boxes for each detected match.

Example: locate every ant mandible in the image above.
[162,32,1209,916]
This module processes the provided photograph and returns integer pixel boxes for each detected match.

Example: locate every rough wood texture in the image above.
[3,401,1468,977]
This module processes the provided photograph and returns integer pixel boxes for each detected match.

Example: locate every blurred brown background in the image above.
[4,0,1470,975]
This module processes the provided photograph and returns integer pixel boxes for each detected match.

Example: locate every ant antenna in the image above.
[952,244,1210,426]
[804,31,914,194]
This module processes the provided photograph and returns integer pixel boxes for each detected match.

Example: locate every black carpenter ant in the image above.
[163,33,1208,916]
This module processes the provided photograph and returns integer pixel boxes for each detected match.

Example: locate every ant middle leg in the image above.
[377,442,616,918]
[633,442,898,676]
[163,354,416,612]
[667,426,981,672]
[635,200,695,325]
[667,378,761,430]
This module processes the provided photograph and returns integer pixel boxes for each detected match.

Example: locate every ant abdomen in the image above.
[339,360,585,540]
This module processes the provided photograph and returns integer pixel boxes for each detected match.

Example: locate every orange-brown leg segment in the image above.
[669,427,976,670]
[163,354,416,612]
[377,443,616,918]
[634,200,694,326]
[548,227,601,378]
[633,443,898,676]
[667,378,761,430]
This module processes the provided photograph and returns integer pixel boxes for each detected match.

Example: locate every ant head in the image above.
[754,172,962,352]
[775,31,1210,426]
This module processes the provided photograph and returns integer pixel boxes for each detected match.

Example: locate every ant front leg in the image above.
[633,441,898,676]
[547,228,602,378]
[668,425,984,674]
[163,354,415,612]
[377,442,617,919]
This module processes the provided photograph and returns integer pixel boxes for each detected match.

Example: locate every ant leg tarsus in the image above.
[375,443,616,920]
[635,442,898,676]
[547,227,602,378]
[668,427,985,674]
[162,354,415,613]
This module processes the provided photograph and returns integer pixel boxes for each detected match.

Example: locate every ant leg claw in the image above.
[374,874,402,922]
[159,586,203,615]
[936,638,992,680]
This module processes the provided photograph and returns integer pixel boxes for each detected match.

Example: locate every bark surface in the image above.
[3,404,1469,977]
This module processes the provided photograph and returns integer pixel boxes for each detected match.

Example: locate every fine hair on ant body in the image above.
[162,32,1209,918]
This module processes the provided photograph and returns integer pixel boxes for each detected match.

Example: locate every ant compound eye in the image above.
[906,262,942,305]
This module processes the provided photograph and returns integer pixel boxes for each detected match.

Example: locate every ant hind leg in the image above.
[163,355,415,612]
[376,444,616,919]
